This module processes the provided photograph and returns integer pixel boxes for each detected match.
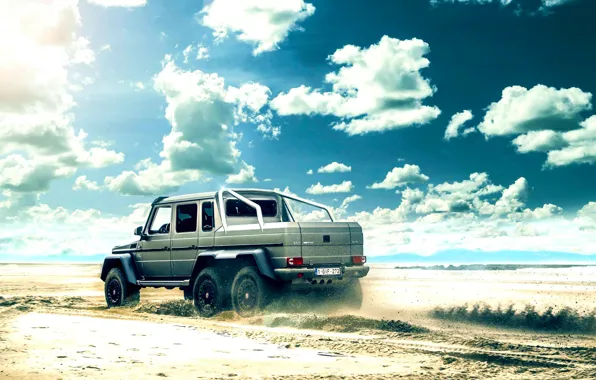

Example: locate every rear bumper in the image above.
[273,265,370,282]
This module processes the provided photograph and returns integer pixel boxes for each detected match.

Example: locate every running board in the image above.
[136,280,190,287]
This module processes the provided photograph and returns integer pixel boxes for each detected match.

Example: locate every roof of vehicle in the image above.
[153,188,281,205]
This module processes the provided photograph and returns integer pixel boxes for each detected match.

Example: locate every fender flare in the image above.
[100,254,139,284]
[195,248,276,280]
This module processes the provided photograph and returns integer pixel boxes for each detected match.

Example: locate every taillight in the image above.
[352,255,366,265]
[287,257,304,266]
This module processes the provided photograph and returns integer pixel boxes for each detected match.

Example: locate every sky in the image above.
[1,0,596,259]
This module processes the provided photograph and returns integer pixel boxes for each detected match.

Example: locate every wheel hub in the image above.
[236,277,258,312]
[107,279,121,304]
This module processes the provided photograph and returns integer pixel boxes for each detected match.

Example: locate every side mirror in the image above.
[134,226,143,236]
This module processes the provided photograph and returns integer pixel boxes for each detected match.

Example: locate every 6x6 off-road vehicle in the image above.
[100,188,369,317]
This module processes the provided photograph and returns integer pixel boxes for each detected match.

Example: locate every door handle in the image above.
[163,246,169,251]
[190,245,196,249]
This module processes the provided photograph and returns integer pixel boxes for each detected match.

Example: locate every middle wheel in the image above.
[231,266,268,317]
[192,267,224,318]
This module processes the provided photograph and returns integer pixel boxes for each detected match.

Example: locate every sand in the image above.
[0,263,595,379]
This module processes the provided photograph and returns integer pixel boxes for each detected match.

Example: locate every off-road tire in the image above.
[231,266,269,317]
[105,268,139,307]
[192,267,224,318]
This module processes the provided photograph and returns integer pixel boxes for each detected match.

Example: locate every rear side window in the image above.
[176,204,197,233]
[226,199,277,217]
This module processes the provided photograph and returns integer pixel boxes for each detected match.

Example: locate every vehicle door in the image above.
[139,205,172,278]
[198,200,216,252]
[171,202,199,277]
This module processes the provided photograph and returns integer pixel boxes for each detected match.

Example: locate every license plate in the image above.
[315,267,341,276]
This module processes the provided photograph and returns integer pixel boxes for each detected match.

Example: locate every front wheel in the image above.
[192,267,224,318]
[105,268,139,308]
[231,266,269,317]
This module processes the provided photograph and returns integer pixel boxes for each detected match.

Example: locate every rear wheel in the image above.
[105,268,140,307]
[231,266,269,317]
[192,267,224,318]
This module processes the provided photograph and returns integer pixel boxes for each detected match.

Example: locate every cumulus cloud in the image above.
[545,115,596,167]
[104,59,269,195]
[271,36,441,135]
[317,162,351,174]
[477,85,595,168]
[444,110,474,140]
[0,0,124,194]
[0,191,154,256]
[345,172,587,256]
[369,164,429,190]
[306,181,353,195]
[73,175,101,191]
[199,0,315,55]
[306,169,313,175]
[226,162,258,184]
[478,85,592,137]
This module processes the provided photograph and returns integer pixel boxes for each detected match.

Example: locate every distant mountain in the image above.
[367,250,596,264]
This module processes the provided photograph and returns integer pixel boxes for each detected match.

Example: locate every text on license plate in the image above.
[315,267,341,276]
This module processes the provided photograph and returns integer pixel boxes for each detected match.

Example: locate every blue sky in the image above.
[1,0,596,258]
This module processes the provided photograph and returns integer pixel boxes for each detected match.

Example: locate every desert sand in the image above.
[1,263,595,379]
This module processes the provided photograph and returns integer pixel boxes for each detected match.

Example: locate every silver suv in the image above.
[100,188,369,317]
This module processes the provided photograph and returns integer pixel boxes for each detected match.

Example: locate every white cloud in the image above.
[306,181,353,195]
[306,169,313,175]
[478,85,592,137]
[182,44,194,63]
[181,44,209,64]
[477,85,596,168]
[576,201,596,230]
[86,0,147,7]
[73,175,101,191]
[133,82,145,91]
[271,36,441,135]
[227,82,279,139]
[199,0,315,55]
[226,162,258,184]
[343,172,594,256]
[0,194,155,256]
[317,162,351,174]
[341,194,362,208]
[105,59,269,195]
[369,164,429,190]
[512,130,566,153]
[263,178,272,182]
[430,0,575,12]
[545,115,596,167]
[0,1,124,194]
[196,45,209,60]
[444,110,474,140]
[99,44,111,52]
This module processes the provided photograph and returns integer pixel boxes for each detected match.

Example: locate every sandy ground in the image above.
[0,263,595,379]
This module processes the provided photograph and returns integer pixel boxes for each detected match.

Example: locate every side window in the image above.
[202,202,214,232]
[149,206,171,234]
[176,204,197,233]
